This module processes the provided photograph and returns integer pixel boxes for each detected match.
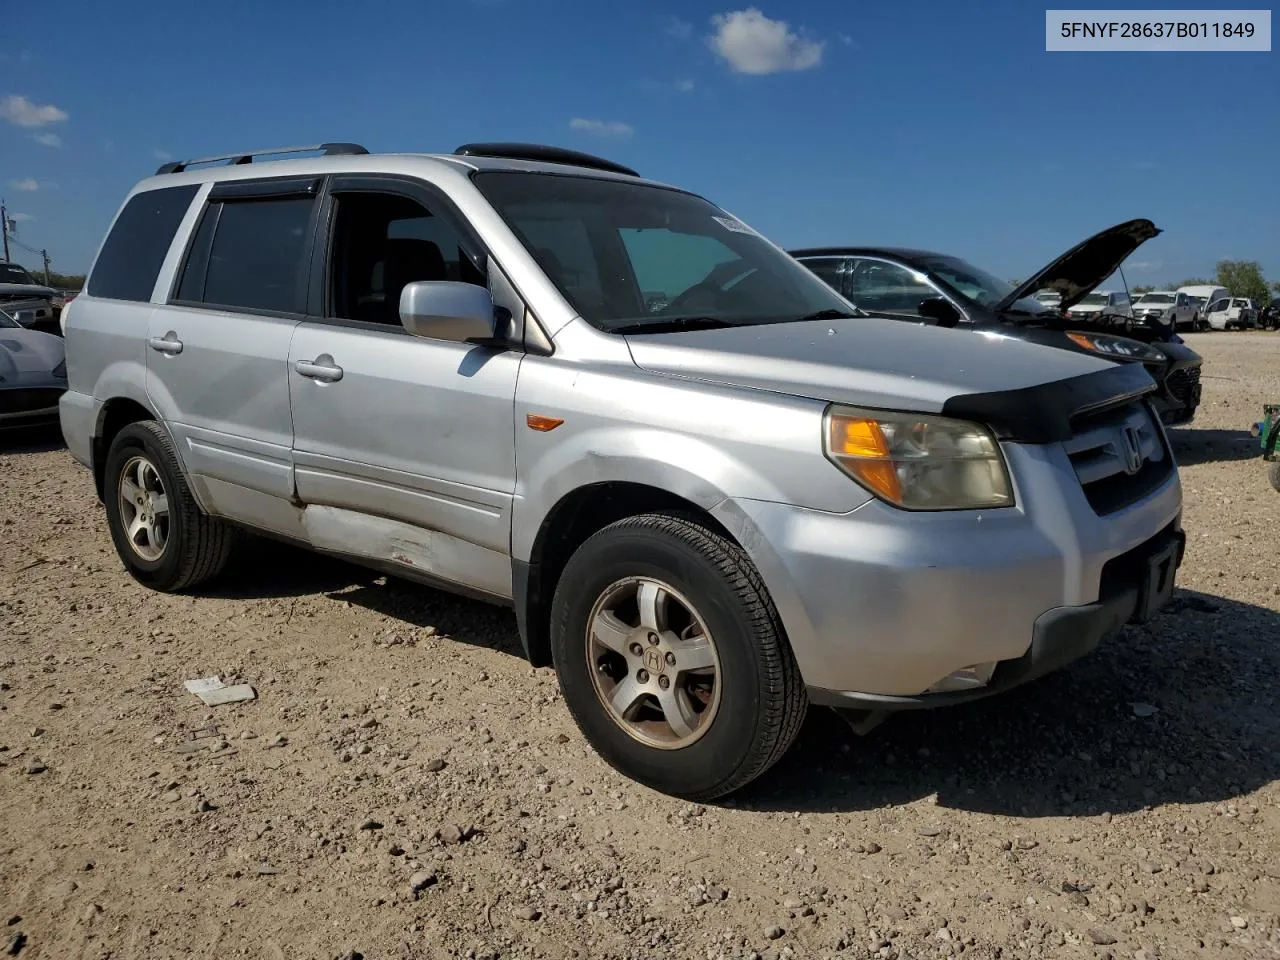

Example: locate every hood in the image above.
[624,316,1115,416]
[0,282,56,300]
[996,218,1160,313]
[0,328,65,382]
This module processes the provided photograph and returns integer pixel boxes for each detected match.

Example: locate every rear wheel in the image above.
[550,513,807,801]
[103,421,235,591]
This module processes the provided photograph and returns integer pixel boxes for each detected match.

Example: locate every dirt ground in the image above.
[2,332,1278,960]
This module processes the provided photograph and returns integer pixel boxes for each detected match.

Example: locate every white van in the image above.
[1177,285,1228,329]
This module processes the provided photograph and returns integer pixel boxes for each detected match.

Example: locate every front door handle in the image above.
[148,333,184,356]
[294,356,344,383]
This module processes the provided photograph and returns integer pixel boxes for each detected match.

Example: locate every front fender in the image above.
[511,421,871,560]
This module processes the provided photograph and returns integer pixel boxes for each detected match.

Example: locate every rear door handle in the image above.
[294,356,344,383]
[148,333,183,355]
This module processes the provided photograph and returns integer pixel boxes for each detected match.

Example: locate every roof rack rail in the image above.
[155,142,369,175]
[453,142,639,178]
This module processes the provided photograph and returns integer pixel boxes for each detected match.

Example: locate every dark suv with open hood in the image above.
[792,219,1202,426]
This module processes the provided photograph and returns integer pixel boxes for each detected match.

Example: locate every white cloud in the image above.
[154,149,173,161]
[32,132,61,147]
[10,178,38,192]
[1127,261,1163,272]
[707,8,824,75]
[667,16,693,40]
[0,94,68,128]
[676,78,696,92]
[569,118,635,139]
[10,213,33,222]
[838,32,853,46]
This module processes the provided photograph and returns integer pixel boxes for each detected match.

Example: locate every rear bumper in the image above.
[57,389,100,469]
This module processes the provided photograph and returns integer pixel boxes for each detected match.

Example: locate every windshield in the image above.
[1138,293,1174,304]
[472,172,853,332]
[0,309,18,328]
[1079,293,1109,306]
[912,254,1048,313]
[0,263,35,285]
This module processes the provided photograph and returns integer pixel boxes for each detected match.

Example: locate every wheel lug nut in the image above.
[648,633,660,645]
[637,669,649,683]
[665,652,676,666]
[658,675,670,690]
[630,643,643,656]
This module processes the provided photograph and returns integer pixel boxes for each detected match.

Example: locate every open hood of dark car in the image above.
[995,218,1161,313]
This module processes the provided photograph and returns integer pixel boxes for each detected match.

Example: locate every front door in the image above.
[288,177,521,599]
[147,177,321,535]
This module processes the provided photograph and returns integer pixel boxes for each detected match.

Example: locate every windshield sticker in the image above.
[713,215,758,236]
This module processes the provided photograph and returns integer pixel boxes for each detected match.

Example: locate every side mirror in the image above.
[399,281,497,343]
[917,296,961,327]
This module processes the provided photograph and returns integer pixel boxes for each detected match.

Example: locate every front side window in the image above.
[327,191,484,326]
[1207,298,1229,312]
[846,259,940,317]
[472,172,850,332]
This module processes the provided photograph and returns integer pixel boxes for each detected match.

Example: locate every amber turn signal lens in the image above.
[526,414,564,432]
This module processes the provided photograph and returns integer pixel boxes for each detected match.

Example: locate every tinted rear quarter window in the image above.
[87,184,199,302]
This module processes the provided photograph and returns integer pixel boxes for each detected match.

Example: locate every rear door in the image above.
[148,175,321,535]
[287,175,522,599]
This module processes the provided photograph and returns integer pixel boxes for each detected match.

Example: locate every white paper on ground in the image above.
[184,676,257,706]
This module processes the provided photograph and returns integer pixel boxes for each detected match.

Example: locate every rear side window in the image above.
[175,196,315,314]
[87,184,199,302]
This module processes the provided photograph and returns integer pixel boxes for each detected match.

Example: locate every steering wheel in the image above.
[658,279,729,315]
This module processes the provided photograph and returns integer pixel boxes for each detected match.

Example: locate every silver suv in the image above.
[61,142,1184,800]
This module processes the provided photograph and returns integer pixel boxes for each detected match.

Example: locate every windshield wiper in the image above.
[611,316,740,335]
[790,308,861,323]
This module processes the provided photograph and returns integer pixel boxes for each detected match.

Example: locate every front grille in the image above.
[1064,399,1174,515]
[1165,366,1201,406]
[0,388,63,415]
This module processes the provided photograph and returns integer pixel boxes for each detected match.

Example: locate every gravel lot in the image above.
[2,332,1277,960]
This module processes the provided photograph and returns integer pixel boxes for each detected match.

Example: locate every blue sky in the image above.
[2,1,1276,285]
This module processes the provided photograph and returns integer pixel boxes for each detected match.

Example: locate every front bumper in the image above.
[810,522,1184,709]
[712,439,1183,704]
[0,384,66,431]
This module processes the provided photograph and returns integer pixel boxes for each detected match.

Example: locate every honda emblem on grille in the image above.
[1120,425,1144,475]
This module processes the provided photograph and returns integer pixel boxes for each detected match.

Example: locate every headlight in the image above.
[51,359,66,379]
[1065,331,1164,363]
[824,406,1013,510]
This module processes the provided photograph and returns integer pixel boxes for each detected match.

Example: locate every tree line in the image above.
[1131,259,1275,306]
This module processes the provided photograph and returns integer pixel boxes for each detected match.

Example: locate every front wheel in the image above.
[103,421,235,591]
[550,513,807,801]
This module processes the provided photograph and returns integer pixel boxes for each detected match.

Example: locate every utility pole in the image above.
[41,249,50,285]
[1,198,9,263]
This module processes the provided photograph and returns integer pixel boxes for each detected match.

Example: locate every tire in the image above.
[103,420,235,591]
[549,513,807,801]
[1269,462,1280,494]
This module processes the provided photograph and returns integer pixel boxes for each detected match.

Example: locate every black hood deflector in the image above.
[942,359,1156,443]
